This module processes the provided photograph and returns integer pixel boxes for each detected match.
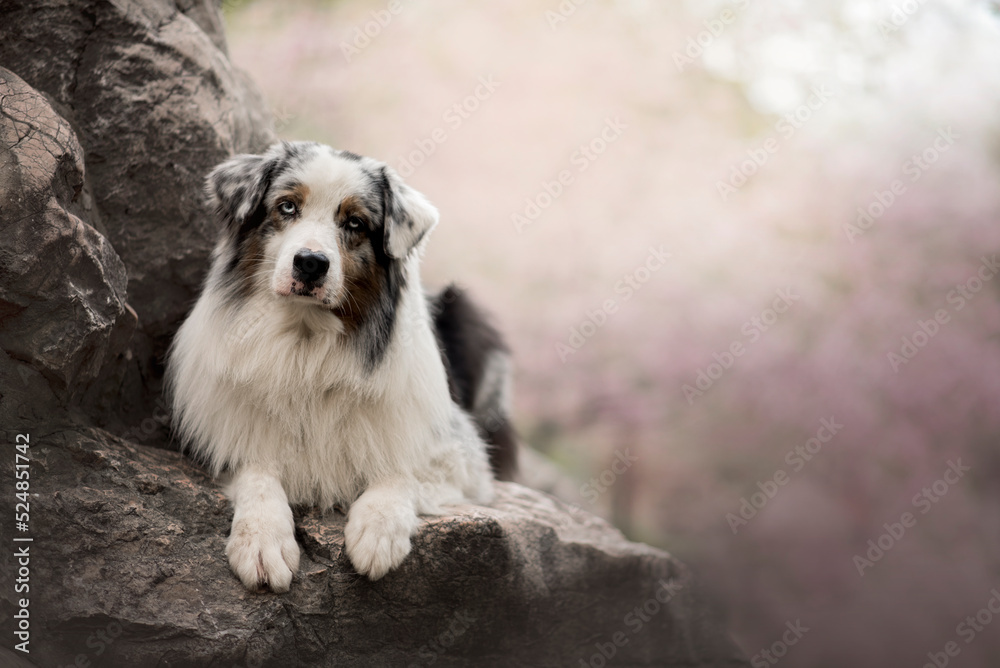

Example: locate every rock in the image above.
[0,0,276,435]
[0,647,35,668]
[1,429,747,667]
[0,67,135,421]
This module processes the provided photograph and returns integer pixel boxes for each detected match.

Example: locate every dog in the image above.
[167,141,516,592]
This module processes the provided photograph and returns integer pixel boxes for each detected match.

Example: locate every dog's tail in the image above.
[430,285,518,481]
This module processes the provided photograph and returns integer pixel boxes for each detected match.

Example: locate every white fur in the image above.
[168,147,494,590]
[270,152,367,303]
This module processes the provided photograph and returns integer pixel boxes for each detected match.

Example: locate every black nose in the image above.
[292,250,329,284]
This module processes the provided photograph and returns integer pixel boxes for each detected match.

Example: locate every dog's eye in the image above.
[277,201,297,216]
[345,216,364,231]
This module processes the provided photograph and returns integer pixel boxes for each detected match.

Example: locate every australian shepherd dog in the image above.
[167,141,516,592]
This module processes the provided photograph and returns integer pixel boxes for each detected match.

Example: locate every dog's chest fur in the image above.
[174,272,470,509]
[168,142,511,523]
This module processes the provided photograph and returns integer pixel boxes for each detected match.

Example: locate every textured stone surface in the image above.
[0,0,275,435]
[0,430,747,668]
[0,67,135,419]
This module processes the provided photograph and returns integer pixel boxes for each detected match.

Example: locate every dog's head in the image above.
[206,141,438,317]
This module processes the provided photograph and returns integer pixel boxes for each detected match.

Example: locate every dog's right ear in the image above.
[206,153,276,236]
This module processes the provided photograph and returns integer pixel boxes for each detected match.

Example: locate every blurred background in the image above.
[222,1,1000,665]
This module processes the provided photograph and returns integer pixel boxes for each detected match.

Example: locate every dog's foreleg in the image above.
[344,479,421,580]
[225,467,301,592]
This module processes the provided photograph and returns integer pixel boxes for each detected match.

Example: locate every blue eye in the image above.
[278,201,297,216]
[346,216,363,230]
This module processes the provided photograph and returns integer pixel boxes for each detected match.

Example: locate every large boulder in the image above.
[0,67,135,427]
[0,0,275,436]
[0,429,747,667]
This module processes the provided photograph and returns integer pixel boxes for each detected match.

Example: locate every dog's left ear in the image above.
[380,166,439,260]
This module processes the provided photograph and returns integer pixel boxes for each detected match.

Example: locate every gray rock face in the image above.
[0,0,275,435]
[0,67,135,420]
[0,1,748,665]
[3,430,747,668]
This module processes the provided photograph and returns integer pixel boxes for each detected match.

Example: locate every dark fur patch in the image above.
[332,181,406,371]
[431,286,518,480]
[332,196,386,331]
[377,166,415,250]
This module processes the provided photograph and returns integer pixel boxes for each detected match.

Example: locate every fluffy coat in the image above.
[167,141,512,591]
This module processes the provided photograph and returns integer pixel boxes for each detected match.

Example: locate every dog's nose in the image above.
[292,250,330,284]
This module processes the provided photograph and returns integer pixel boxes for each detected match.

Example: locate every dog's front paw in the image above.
[345,495,419,580]
[226,511,301,593]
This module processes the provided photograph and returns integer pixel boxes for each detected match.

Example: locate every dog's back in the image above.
[431,285,518,481]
